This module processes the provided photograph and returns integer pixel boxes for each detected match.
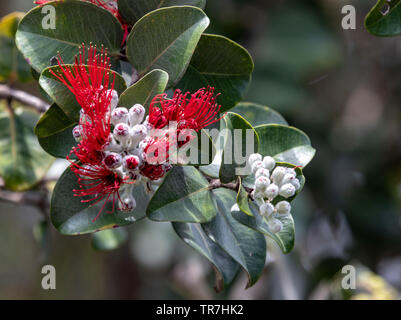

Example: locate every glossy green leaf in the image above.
[91,228,128,251]
[118,0,206,24]
[38,126,77,158]
[147,166,216,222]
[35,103,75,138]
[0,12,32,83]
[172,222,240,292]
[175,34,254,112]
[230,102,287,127]
[39,65,126,121]
[236,178,253,216]
[365,0,401,36]
[126,6,209,87]
[51,167,147,235]
[203,188,266,288]
[16,1,124,72]
[119,69,169,111]
[0,103,53,191]
[219,112,259,183]
[231,201,295,254]
[255,124,315,168]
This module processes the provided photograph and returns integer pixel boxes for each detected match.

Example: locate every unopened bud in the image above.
[251,160,264,174]
[291,178,301,190]
[259,202,274,217]
[103,152,122,169]
[123,155,140,171]
[264,183,279,200]
[281,173,296,185]
[255,168,269,179]
[267,218,283,233]
[119,195,136,212]
[107,89,119,110]
[248,153,262,166]
[275,201,291,214]
[262,156,275,171]
[129,104,145,126]
[111,107,129,125]
[255,176,270,191]
[279,183,296,198]
[113,123,130,142]
[271,166,287,185]
[131,124,148,145]
[72,125,82,142]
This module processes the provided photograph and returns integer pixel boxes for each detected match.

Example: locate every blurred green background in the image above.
[0,0,400,299]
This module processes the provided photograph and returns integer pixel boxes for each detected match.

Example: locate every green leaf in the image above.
[16,1,124,72]
[118,0,206,24]
[219,112,259,183]
[38,125,77,158]
[175,34,254,112]
[231,201,295,254]
[236,178,253,216]
[50,166,147,235]
[365,0,401,36]
[126,6,209,87]
[35,103,75,138]
[91,228,128,251]
[147,166,216,222]
[0,103,53,191]
[203,189,266,287]
[255,124,315,168]
[172,222,240,292]
[39,65,126,121]
[0,12,32,83]
[230,102,287,127]
[119,69,169,111]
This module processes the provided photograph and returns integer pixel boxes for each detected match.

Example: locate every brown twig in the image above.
[0,84,50,113]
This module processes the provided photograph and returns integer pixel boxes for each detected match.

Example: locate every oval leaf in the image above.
[16,1,124,72]
[230,102,287,127]
[147,166,216,222]
[219,112,259,183]
[172,221,240,292]
[118,0,206,24]
[365,0,401,36]
[51,166,147,235]
[255,124,315,168]
[202,188,266,288]
[126,6,209,87]
[0,103,53,191]
[119,69,169,111]
[175,34,254,112]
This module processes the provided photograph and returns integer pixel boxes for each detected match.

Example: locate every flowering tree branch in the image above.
[0,84,50,113]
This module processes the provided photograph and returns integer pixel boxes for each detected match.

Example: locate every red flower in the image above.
[34,0,130,44]
[149,87,224,131]
[53,44,126,220]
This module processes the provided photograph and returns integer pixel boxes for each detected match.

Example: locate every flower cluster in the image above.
[53,44,223,221]
[248,153,301,233]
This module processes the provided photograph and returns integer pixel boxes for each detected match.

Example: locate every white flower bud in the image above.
[264,183,279,200]
[281,173,296,185]
[251,160,264,174]
[275,201,291,215]
[271,166,287,185]
[262,156,276,171]
[103,152,122,169]
[130,124,148,145]
[255,168,270,179]
[119,195,136,212]
[291,178,301,190]
[279,183,296,198]
[72,125,82,142]
[111,107,129,125]
[113,123,131,143]
[129,104,145,126]
[255,176,270,191]
[267,218,283,233]
[248,153,262,166]
[259,202,274,217]
[107,89,119,110]
[252,189,265,199]
[103,134,122,152]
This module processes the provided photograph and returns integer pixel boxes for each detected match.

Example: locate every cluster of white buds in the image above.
[71,89,168,213]
[248,153,301,233]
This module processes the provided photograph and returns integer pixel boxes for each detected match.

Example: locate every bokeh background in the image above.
[0,0,400,299]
